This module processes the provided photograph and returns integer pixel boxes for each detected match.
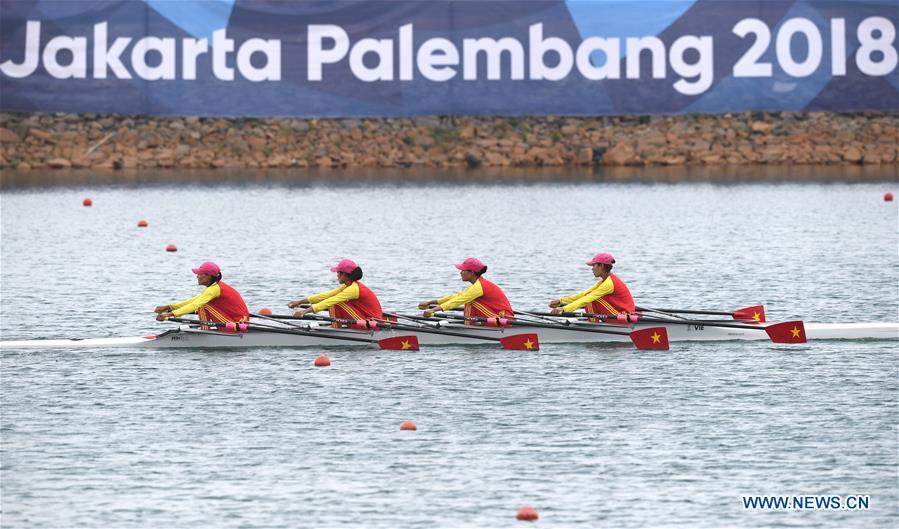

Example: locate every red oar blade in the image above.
[733,305,766,323]
[765,321,807,344]
[378,335,420,350]
[630,327,669,350]
[500,333,539,350]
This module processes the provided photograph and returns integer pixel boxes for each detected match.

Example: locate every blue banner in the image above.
[1,0,896,117]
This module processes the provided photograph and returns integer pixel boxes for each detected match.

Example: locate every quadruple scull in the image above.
[3,256,896,351]
[2,309,895,350]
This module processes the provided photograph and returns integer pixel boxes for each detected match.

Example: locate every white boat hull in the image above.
[1,321,896,349]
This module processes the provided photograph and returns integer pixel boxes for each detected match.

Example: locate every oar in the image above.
[428,312,669,351]
[269,312,539,350]
[252,312,405,338]
[255,314,420,350]
[391,312,445,324]
[170,317,418,350]
[392,311,515,333]
[512,309,569,324]
[375,316,539,350]
[526,310,805,344]
[426,312,514,327]
[263,312,393,331]
[261,312,385,328]
[636,305,766,322]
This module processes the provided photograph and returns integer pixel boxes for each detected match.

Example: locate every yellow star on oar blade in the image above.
[651,332,661,344]
[753,312,761,321]
[790,327,801,339]
[524,339,535,350]
[401,340,412,350]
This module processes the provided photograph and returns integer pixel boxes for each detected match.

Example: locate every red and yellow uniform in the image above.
[170,281,249,323]
[436,277,513,320]
[308,281,384,321]
[560,273,634,322]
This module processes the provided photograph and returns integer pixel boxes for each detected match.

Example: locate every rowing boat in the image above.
[2,320,896,349]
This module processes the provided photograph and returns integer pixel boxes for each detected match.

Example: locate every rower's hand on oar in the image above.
[418,299,438,310]
[422,309,439,318]
[549,307,564,315]
[293,307,313,318]
[154,305,171,313]
[548,299,561,308]
[287,298,308,309]
[156,311,174,321]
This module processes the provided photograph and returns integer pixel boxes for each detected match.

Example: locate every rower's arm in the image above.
[438,280,484,311]
[561,277,613,312]
[559,279,603,305]
[559,287,593,305]
[311,283,359,312]
[171,284,221,317]
[308,285,347,304]
[435,293,456,305]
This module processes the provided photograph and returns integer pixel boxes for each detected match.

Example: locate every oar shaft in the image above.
[257,313,321,321]
[382,320,504,343]
[258,312,508,344]
[375,316,508,343]
[526,310,769,332]
[433,312,632,337]
[632,317,765,331]
[171,317,383,345]
[389,312,433,323]
[515,310,566,323]
[514,318,630,336]
[433,312,509,323]
[253,312,362,333]
[636,306,732,316]
[582,312,769,331]
[376,318,538,350]
[253,312,305,327]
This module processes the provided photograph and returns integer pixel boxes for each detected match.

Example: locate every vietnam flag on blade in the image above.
[764,321,807,343]
[734,305,766,323]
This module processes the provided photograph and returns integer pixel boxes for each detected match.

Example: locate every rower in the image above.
[549,252,634,322]
[155,261,249,324]
[289,259,385,323]
[420,257,514,322]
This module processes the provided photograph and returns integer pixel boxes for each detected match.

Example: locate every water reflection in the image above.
[1,164,896,189]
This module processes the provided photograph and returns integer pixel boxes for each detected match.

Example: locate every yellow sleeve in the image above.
[308,284,347,304]
[562,277,614,312]
[171,283,221,317]
[559,283,598,305]
[311,282,359,312]
[437,291,462,305]
[438,280,485,311]
[436,293,455,305]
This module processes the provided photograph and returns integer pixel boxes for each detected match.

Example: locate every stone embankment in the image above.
[0,111,896,171]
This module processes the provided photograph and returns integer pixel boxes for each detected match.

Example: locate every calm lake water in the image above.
[1,167,897,528]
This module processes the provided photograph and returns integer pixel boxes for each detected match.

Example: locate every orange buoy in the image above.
[137,219,148,227]
[516,506,539,522]
[314,355,330,367]
[399,421,417,431]
[258,307,273,315]
[82,198,93,206]
[165,244,177,252]
[886,192,894,202]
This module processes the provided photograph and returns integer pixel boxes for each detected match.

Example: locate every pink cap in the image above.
[191,261,221,276]
[586,252,615,266]
[455,257,486,272]
[330,258,358,273]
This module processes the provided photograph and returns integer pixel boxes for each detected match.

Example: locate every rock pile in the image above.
[0,111,895,171]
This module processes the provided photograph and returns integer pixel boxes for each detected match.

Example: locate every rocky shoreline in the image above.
[0,111,896,171]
